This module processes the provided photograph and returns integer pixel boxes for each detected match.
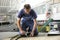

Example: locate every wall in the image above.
[34,0,60,21]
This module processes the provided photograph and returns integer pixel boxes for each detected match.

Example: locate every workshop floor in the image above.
[1,32,60,40]
[3,36,60,40]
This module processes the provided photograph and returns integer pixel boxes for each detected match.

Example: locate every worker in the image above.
[17,4,38,37]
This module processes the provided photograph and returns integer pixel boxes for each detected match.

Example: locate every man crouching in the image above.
[17,4,38,37]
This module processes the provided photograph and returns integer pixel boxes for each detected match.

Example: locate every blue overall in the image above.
[17,9,38,35]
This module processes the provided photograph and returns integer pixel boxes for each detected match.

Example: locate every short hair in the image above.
[48,13,50,14]
[24,4,31,9]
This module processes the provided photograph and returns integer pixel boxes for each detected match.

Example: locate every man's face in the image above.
[24,8,31,14]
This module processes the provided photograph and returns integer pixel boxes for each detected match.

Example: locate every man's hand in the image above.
[30,31,34,37]
[20,30,26,35]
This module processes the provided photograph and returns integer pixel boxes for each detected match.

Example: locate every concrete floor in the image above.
[3,36,60,40]
[0,32,60,40]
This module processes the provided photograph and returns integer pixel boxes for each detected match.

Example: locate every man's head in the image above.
[24,4,31,13]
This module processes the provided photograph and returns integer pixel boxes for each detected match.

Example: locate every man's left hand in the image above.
[30,31,34,37]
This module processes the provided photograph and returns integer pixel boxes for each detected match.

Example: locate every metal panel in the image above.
[0,0,10,6]
[54,0,60,4]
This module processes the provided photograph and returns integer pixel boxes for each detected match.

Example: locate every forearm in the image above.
[32,19,37,32]
[17,19,22,31]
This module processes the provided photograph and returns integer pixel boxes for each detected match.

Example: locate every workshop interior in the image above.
[0,0,60,40]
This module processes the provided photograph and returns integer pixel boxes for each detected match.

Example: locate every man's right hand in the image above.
[20,30,26,35]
